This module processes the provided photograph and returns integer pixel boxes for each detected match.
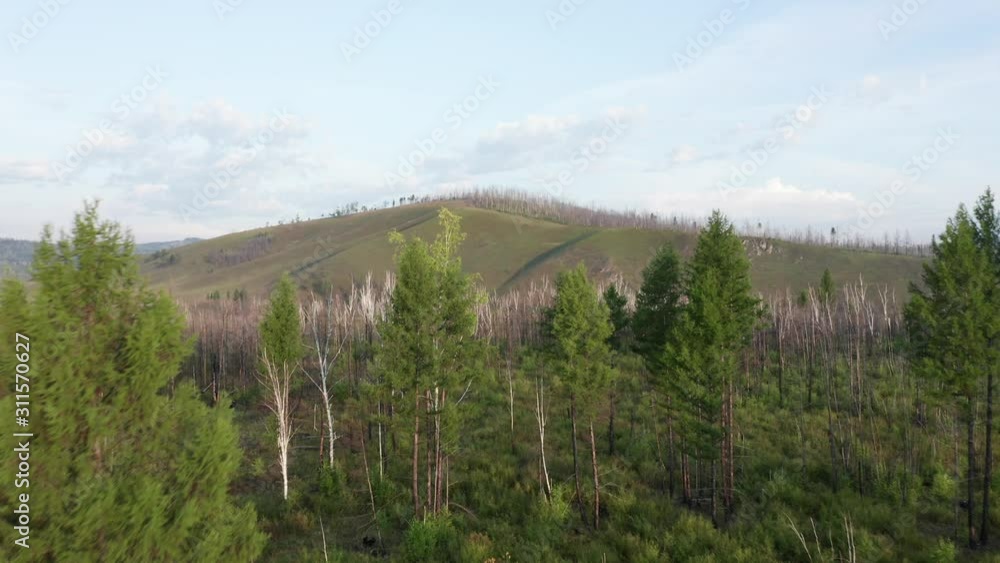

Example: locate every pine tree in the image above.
[632,244,684,373]
[378,208,485,519]
[906,205,1000,548]
[259,273,303,500]
[820,268,835,303]
[602,283,629,457]
[548,263,614,528]
[260,274,304,367]
[632,243,684,494]
[972,188,1000,546]
[603,284,630,352]
[664,211,760,521]
[0,203,265,562]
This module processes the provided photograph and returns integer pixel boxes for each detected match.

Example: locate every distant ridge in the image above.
[140,191,926,301]
[0,237,203,280]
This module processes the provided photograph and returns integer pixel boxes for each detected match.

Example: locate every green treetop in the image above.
[0,203,265,562]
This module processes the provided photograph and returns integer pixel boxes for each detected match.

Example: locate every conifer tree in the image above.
[664,211,760,521]
[603,284,630,352]
[548,263,614,528]
[906,205,1000,548]
[0,203,265,562]
[819,268,835,303]
[602,283,629,456]
[378,209,484,519]
[632,243,684,493]
[972,188,1000,545]
[259,273,303,500]
[633,244,684,373]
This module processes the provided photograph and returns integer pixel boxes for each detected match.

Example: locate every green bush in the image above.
[402,515,459,562]
[927,538,957,563]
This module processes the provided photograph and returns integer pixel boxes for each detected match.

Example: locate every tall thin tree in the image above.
[906,205,999,548]
[259,273,304,501]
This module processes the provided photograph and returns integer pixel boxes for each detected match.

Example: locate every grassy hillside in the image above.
[143,201,925,300]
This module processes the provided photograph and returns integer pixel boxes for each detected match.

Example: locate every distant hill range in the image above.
[0,237,202,280]
[138,190,928,301]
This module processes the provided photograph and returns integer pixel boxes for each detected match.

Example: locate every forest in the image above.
[0,189,998,562]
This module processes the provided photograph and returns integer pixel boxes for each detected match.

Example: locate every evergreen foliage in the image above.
[603,283,631,352]
[548,264,615,414]
[906,202,1000,547]
[377,208,486,518]
[260,274,304,369]
[820,268,835,303]
[0,203,264,562]
[631,244,684,373]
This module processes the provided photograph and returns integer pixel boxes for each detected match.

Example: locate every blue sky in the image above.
[0,0,996,242]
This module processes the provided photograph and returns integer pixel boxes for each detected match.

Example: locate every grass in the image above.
[143,201,926,300]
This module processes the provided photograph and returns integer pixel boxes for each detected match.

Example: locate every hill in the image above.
[142,199,925,301]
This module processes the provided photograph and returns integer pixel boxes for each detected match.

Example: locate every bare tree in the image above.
[304,290,355,468]
[259,348,297,500]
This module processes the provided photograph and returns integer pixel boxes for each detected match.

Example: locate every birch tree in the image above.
[304,290,354,468]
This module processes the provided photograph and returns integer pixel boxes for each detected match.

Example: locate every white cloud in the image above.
[651,178,859,226]
[671,145,699,164]
[422,105,647,181]
[133,183,169,196]
[0,158,51,184]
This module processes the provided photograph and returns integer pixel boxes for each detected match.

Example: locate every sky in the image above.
[0,0,996,243]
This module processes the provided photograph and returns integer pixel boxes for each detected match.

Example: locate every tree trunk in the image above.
[668,400,676,498]
[589,419,601,529]
[969,395,978,549]
[608,391,616,456]
[506,358,515,449]
[324,389,335,467]
[983,368,994,547]
[412,392,421,518]
[570,396,586,524]
[682,452,692,506]
[359,422,381,545]
[426,390,433,516]
[710,459,718,528]
[536,378,552,501]
[777,322,785,408]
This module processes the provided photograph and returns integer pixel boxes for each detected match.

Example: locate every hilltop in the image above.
[141,197,925,301]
